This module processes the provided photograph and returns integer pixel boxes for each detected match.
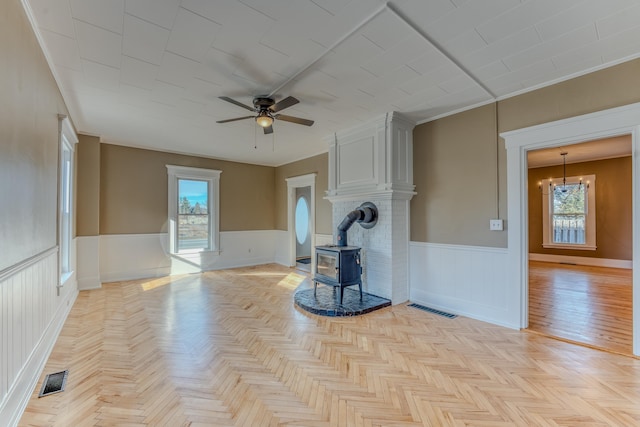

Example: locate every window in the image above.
[166,165,221,254]
[295,196,309,245]
[59,116,77,286]
[541,174,596,250]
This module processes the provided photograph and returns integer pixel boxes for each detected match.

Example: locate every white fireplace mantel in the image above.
[324,111,416,202]
[323,111,416,304]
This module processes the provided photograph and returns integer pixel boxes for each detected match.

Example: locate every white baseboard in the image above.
[529,253,632,269]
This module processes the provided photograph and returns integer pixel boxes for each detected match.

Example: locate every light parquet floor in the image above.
[20,264,640,426]
[528,261,633,355]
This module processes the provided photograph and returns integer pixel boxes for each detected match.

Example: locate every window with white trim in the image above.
[59,116,77,285]
[166,165,221,254]
[541,174,596,250]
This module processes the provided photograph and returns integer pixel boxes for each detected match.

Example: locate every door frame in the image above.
[502,102,640,356]
[286,174,316,270]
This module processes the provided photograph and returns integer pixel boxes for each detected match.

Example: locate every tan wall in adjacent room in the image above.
[528,156,632,261]
[411,58,640,247]
[275,153,332,235]
[99,144,275,234]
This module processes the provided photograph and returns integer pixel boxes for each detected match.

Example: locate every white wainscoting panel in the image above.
[0,249,78,426]
[274,230,290,267]
[216,230,276,269]
[100,233,172,282]
[77,236,101,290]
[100,231,278,283]
[315,234,333,246]
[409,242,516,329]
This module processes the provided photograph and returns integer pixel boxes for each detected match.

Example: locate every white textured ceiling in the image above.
[527,135,632,168]
[23,0,640,166]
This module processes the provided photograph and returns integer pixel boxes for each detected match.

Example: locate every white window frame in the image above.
[58,115,77,286]
[541,174,596,250]
[166,165,221,254]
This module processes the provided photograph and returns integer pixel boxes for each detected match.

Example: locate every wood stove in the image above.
[314,245,362,304]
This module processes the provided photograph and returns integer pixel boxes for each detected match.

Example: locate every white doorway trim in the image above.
[286,174,316,270]
[502,102,640,356]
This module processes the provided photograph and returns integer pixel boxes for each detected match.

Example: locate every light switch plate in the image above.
[489,219,504,231]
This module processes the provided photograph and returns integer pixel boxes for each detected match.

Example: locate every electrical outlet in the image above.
[489,219,504,231]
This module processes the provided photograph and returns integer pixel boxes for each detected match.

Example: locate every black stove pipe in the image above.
[336,204,377,246]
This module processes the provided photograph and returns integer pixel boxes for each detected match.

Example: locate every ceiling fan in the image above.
[216,95,314,134]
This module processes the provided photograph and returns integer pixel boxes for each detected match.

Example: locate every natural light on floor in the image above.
[137,268,308,292]
[140,275,187,291]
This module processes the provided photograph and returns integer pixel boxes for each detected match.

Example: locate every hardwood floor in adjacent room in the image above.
[20,264,640,426]
[528,261,633,355]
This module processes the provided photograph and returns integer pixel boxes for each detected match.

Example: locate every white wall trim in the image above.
[409,241,516,329]
[0,246,57,282]
[529,253,632,269]
[166,165,221,255]
[502,101,640,356]
[286,174,316,270]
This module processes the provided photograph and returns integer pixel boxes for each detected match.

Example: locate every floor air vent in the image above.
[408,303,457,319]
[38,370,68,397]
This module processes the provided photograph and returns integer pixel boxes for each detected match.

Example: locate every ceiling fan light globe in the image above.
[256,114,273,128]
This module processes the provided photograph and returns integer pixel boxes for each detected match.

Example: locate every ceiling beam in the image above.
[268,2,389,98]
[386,2,496,100]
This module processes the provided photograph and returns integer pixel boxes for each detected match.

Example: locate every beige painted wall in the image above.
[499,59,640,133]
[99,144,275,234]
[528,156,632,260]
[412,104,507,247]
[274,153,332,235]
[0,0,69,271]
[412,58,640,247]
[76,134,101,236]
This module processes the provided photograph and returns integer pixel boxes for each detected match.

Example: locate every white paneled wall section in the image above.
[409,242,513,328]
[84,231,279,284]
[0,248,78,425]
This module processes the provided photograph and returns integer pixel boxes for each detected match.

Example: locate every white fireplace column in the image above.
[325,112,415,304]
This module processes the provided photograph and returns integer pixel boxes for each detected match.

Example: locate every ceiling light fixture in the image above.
[555,152,585,192]
[538,152,587,194]
[255,111,273,128]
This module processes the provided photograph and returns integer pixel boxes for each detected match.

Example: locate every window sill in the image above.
[59,270,74,287]
[542,244,596,251]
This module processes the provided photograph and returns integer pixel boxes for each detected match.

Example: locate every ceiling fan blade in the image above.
[216,116,254,123]
[275,114,314,126]
[269,96,299,113]
[263,125,274,135]
[219,96,255,112]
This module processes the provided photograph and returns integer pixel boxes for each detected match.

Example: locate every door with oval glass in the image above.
[295,186,312,270]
